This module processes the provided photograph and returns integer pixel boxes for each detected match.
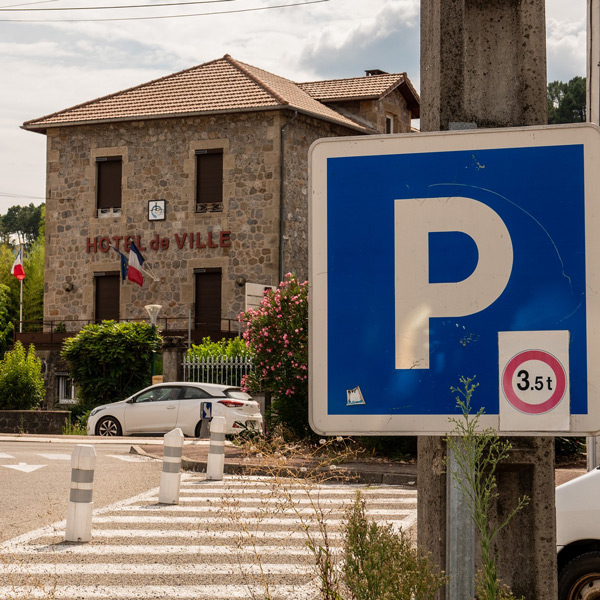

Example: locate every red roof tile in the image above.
[299,72,420,118]
[299,73,406,101]
[22,55,372,133]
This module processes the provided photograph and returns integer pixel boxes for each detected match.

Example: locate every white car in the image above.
[87,382,263,437]
[556,466,600,599]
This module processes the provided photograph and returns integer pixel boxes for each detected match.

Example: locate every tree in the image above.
[0,236,45,329]
[22,234,44,323]
[0,283,14,358]
[0,244,20,324]
[547,76,586,124]
[0,203,44,247]
[0,341,45,409]
[61,321,162,409]
[240,274,309,438]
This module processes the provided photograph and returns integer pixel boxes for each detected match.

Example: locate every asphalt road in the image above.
[0,436,163,543]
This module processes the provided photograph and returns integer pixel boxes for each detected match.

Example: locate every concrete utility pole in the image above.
[418,2,556,599]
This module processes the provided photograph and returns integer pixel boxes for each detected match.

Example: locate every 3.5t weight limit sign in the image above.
[309,124,600,435]
[502,350,567,414]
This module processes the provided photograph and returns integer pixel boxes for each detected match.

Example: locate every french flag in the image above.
[11,249,25,281]
[127,242,145,286]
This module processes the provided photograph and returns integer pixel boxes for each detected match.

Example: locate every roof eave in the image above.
[318,94,381,103]
[21,104,371,135]
[396,78,421,119]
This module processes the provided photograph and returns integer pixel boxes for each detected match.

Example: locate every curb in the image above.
[130,445,418,487]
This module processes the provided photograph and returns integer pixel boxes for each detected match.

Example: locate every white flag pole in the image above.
[19,277,23,334]
[18,243,24,333]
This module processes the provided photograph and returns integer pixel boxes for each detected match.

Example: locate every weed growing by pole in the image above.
[446,376,528,600]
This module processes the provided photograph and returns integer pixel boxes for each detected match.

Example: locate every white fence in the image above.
[183,355,254,387]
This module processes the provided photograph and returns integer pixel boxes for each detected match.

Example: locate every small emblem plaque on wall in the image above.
[148,200,166,221]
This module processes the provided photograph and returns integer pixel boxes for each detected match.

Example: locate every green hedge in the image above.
[61,320,162,409]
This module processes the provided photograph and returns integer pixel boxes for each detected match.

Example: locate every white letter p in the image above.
[394,196,513,369]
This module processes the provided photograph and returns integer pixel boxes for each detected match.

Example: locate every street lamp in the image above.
[144,304,162,381]
[145,304,162,327]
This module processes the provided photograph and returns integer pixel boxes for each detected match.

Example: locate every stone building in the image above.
[21,54,419,406]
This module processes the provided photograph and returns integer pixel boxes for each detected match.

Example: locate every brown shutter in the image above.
[196,150,223,205]
[194,269,222,334]
[97,157,122,210]
[95,273,120,322]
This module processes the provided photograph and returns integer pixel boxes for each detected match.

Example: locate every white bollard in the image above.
[159,428,184,504]
[206,416,226,481]
[65,444,96,543]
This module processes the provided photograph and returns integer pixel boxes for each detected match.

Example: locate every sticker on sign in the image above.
[309,124,600,436]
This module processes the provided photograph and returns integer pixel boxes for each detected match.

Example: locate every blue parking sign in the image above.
[309,125,600,435]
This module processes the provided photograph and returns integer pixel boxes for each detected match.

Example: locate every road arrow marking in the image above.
[1,463,47,473]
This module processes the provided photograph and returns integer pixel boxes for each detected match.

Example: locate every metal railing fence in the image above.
[183,354,254,387]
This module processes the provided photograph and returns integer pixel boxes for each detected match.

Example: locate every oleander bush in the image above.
[240,273,309,438]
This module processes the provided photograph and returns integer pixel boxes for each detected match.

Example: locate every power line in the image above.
[0,192,46,200]
[0,1,60,8]
[0,0,328,21]
[0,0,235,11]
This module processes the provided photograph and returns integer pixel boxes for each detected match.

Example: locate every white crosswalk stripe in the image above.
[36,453,72,460]
[0,474,417,600]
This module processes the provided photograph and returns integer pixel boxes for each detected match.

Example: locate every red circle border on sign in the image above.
[501,350,567,415]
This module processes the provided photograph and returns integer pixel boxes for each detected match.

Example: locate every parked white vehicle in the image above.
[87,382,263,437]
[556,466,600,599]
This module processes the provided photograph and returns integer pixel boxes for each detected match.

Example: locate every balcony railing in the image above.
[13,317,242,348]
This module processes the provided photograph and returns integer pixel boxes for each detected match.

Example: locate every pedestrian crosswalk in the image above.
[0,474,417,600]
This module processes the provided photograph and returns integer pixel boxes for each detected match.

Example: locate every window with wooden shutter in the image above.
[194,268,222,335]
[195,149,223,213]
[96,156,122,217]
[94,272,120,322]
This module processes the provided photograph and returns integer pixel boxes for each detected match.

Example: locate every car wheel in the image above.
[96,416,122,437]
[558,551,600,600]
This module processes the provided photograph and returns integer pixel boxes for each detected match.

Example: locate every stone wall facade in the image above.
[326,88,413,134]
[281,113,357,280]
[44,109,360,326]
[46,111,277,326]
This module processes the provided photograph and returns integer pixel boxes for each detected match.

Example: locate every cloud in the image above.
[546,17,586,82]
[0,0,590,214]
[0,59,169,214]
[298,1,420,83]
[0,41,74,59]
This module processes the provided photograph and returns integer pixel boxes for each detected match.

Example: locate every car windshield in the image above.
[225,389,252,401]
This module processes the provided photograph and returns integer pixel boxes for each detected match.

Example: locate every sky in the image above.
[0,0,588,215]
